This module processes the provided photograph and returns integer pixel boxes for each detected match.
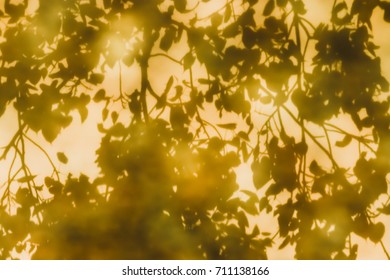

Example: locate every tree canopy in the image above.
[0,0,390,259]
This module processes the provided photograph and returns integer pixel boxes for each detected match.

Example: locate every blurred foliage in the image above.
[0,0,390,259]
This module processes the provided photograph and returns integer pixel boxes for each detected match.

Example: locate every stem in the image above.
[0,123,27,160]
[282,105,339,168]
[150,53,182,64]
[294,15,303,90]
[139,28,154,123]
[324,122,376,154]
[23,133,60,181]
[380,241,390,260]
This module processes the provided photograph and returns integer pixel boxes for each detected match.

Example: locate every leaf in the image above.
[237,131,250,141]
[163,76,174,96]
[57,152,68,164]
[378,204,390,215]
[277,200,294,237]
[89,73,104,84]
[170,86,183,101]
[102,107,109,121]
[241,190,258,200]
[309,160,326,176]
[331,2,350,25]
[242,26,256,49]
[110,123,126,137]
[335,134,352,147]
[312,178,326,195]
[103,0,111,9]
[174,0,187,12]
[111,111,119,123]
[241,142,249,162]
[42,124,61,143]
[266,183,283,196]
[384,3,390,22]
[237,211,249,229]
[378,76,389,92]
[252,225,260,236]
[294,141,308,155]
[259,197,269,212]
[211,12,223,27]
[276,0,287,7]
[122,53,134,67]
[223,22,240,37]
[252,157,271,190]
[260,95,272,104]
[78,106,88,122]
[34,185,43,191]
[44,177,54,187]
[241,198,259,215]
[292,0,306,14]
[217,123,237,130]
[198,78,212,84]
[368,172,387,196]
[160,27,176,51]
[93,89,106,103]
[279,235,290,249]
[224,4,232,22]
[183,52,195,70]
[17,175,37,183]
[263,0,275,16]
[212,211,225,222]
[170,106,189,129]
[369,222,385,243]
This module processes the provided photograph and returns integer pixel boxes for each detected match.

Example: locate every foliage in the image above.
[0,0,390,259]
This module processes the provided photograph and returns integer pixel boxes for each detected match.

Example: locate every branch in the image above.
[282,105,339,168]
[23,133,60,181]
[0,123,26,160]
[150,53,182,65]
